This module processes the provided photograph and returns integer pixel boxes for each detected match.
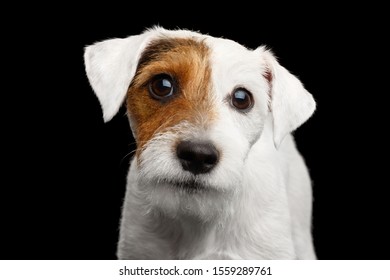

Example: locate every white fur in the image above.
[84,27,317,259]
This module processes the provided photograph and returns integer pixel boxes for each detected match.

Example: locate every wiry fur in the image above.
[84,27,317,259]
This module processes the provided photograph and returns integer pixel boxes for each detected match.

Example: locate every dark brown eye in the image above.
[148,74,174,99]
[231,88,253,111]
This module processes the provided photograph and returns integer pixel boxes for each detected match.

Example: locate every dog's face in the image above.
[84,27,315,219]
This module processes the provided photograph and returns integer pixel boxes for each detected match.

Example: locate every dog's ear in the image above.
[262,49,316,149]
[84,33,152,122]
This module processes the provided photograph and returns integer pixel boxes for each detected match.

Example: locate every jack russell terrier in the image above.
[84,27,316,259]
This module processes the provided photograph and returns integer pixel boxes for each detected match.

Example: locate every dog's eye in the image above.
[148,74,175,99]
[231,88,253,111]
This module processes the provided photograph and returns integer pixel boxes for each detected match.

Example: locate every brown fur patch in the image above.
[126,37,213,156]
[263,68,273,111]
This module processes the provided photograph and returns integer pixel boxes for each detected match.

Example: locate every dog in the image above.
[84,27,316,259]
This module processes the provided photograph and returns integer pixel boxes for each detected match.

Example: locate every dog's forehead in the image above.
[152,28,264,80]
[149,27,256,60]
[205,36,264,77]
[206,36,252,57]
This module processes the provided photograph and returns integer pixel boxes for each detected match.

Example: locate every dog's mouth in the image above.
[173,181,205,191]
[157,179,208,192]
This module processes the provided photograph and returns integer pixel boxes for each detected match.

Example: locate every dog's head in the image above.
[84,27,315,219]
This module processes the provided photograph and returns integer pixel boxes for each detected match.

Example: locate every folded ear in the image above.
[262,49,316,149]
[84,33,153,122]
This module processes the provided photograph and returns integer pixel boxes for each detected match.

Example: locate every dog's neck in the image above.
[142,170,278,260]
[148,205,232,259]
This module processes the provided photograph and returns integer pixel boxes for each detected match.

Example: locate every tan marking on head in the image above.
[263,68,273,111]
[126,37,214,157]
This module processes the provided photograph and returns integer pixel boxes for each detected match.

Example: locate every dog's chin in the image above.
[141,177,230,220]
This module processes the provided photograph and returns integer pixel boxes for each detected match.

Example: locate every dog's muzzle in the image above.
[176,140,219,175]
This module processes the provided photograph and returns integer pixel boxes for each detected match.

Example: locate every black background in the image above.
[2,7,388,260]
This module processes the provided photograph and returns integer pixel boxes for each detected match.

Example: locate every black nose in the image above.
[176,140,219,175]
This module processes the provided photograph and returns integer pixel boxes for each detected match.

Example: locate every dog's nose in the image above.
[176,140,219,175]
